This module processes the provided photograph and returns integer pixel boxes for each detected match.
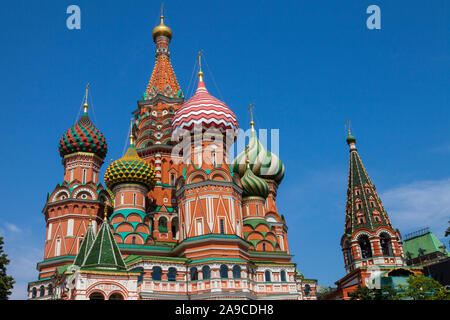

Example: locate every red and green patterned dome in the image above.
[59,107,107,160]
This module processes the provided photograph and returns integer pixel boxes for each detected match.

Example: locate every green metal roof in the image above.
[82,219,126,271]
[403,231,449,260]
[73,223,96,267]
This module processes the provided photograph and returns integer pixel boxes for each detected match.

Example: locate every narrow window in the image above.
[82,169,86,184]
[152,266,162,281]
[67,219,74,237]
[168,267,177,281]
[170,173,175,186]
[220,265,228,278]
[133,193,136,205]
[265,270,271,282]
[232,265,241,279]
[190,267,198,281]
[132,236,136,244]
[197,219,203,236]
[213,152,216,167]
[121,193,124,205]
[280,270,286,282]
[256,205,259,216]
[202,266,211,280]
[55,237,61,256]
[220,219,225,234]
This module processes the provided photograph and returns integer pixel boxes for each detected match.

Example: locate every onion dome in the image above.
[241,166,269,199]
[104,135,157,190]
[152,14,172,41]
[59,102,107,160]
[346,130,357,151]
[346,134,356,144]
[172,65,239,138]
[232,124,285,184]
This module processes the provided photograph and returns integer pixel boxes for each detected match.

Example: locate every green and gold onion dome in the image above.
[346,133,356,144]
[59,102,107,160]
[232,124,285,184]
[104,135,157,190]
[241,165,269,199]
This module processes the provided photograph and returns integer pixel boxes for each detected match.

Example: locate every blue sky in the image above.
[0,0,449,299]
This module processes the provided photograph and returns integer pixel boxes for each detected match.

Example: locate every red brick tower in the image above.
[38,90,112,280]
[133,13,184,243]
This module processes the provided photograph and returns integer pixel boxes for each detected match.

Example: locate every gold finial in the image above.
[245,145,250,169]
[197,50,204,81]
[248,104,255,130]
[83,83,90,114]
[152,3,172,41]
[88,208,93,224]
[345,119,351,136]
[103,201,108,221]
[129,118,135,146]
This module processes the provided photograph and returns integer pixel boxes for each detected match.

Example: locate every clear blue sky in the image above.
[0,0,448,299]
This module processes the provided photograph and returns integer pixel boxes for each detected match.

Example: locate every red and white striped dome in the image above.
[172,79,239,137]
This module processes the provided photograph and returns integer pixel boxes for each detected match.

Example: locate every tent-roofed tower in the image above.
[81,211,126,271]
[341,131,406,273]
[132,11,185,243]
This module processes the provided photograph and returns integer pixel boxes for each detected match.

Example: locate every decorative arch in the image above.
[52,189,70,202]
[73,187,96,200]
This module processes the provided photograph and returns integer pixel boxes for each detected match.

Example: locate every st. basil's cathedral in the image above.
[27,14,318,300]
[27,12,422,301]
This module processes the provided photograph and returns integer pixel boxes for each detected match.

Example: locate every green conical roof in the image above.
[345,138,393,234]
[73,223,96,267]
[82,219,126,270]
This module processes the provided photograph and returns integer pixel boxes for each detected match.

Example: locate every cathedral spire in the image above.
[341,132,406,273]
[345,133,392,234]
[143,10,182,100]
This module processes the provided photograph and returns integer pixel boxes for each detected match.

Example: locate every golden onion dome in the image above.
[152,15,172,41]
[104,142,157,191]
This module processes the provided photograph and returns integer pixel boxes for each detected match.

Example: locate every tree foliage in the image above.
[0,237,15,300]
[348,285,398,300]
[445,220,450,237]
[317,286,337,300]
[397,274,450,300]
[348,274,450,300]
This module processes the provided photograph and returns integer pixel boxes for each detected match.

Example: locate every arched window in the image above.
[89,292,105,300]
[40,285,45,297]
[132,236,136,245]
[220,265,228,278]
[171,217,179,239]
[190,267,198,281]
[343,240,353,264]
[358,235,373,259]
[159,217,168,232]
[232,265,241,279]
[152,266,162,281]
[202,266,211,280]
[265,270,271,282]
[380,233,393,256]
[304,284,311,296]
[170,173,175,186]
[48,284,53,296]
[168,267,177,281]
[109,293,124,300]
[32,287,37,298]
[280,270,286,282]
[262,243,266,251]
